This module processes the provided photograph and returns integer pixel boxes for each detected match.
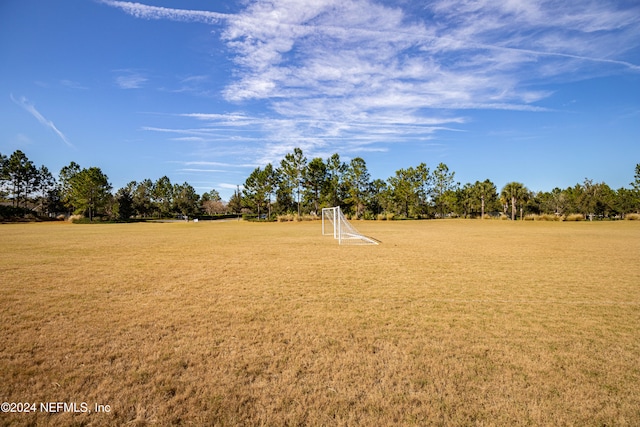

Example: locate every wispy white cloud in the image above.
[177,168,228,173]
[99,0,228,24]
[180,160,258,168]
[101,0,640,104]
[10,94,73,148]
[114,70,148,89]
[13,133,32,146]
[158,75,218,97]
[142,109,464,169]
[426,0,640,71]
[222,0,640,107]
[170,136,206,142]
[103,0,640,169]
[60,79,89,90]
[219,183,242,190]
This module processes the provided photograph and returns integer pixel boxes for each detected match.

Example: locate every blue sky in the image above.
[1,0,639,200]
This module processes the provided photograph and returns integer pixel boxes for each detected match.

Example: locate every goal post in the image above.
[321,206,379,245]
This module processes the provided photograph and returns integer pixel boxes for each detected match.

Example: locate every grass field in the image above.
[1,219,639,426]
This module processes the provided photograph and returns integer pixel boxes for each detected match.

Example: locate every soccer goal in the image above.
[321,207,379,245]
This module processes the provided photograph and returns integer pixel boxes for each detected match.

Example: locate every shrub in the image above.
[198,214,239,221]
[244,214,278,222]
[0,205,35,220]
[71,215,115,223]
[276,214,295,222]
[625,213,640,221]
[376,213,395,221]
[527,214,562,221]
[565,214,584,221]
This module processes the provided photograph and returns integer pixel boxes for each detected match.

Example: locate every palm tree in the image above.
[474,179,497,219]
[501,182,524,220]
[518,185,531,220]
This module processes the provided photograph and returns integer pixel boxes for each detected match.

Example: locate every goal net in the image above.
[321,207,379,245]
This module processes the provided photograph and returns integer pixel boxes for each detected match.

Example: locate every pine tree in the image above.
[68,167,112,220]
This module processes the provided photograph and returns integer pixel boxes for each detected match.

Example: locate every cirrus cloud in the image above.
[101,0,640,169]
[10,94,73,148]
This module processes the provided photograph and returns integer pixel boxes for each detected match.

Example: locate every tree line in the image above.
[1,149,639,221]
[240,148,640,220]
[0,150,221,221]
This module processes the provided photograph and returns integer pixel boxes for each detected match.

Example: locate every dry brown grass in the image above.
[1,220,640,426]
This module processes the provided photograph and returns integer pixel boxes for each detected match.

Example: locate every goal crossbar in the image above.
[321,207,379,245]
